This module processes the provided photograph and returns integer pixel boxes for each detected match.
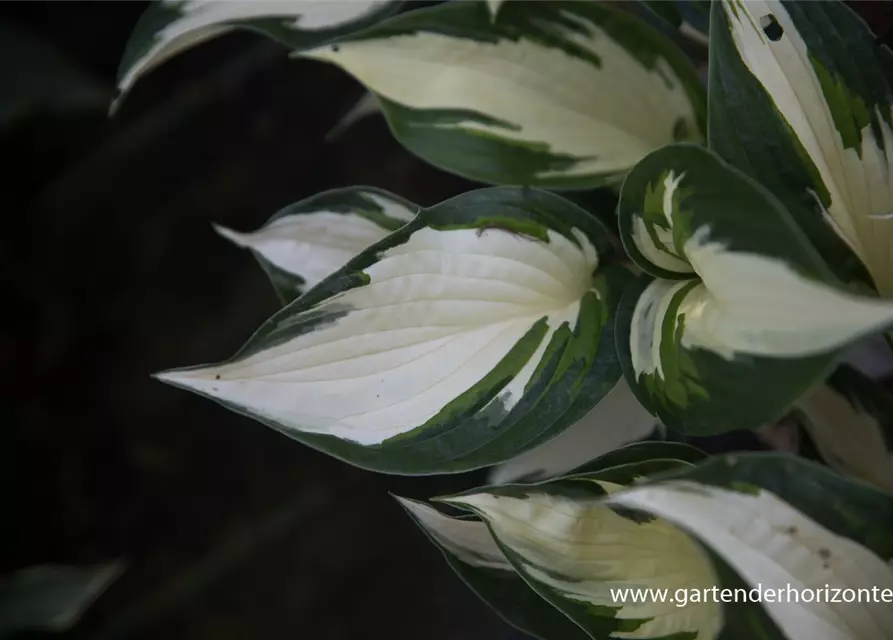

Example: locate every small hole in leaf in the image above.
[760,14,784,41]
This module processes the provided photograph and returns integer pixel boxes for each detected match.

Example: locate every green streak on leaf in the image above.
[234,303,354,360]
[725,0,741,21]
[608,505,657,524]
[728,481,762,495]
[810,55,870,155]
[383,98,587,186]
[386,316,550,444]
[642,178,670,230]
[431,216,550,242]
[667,186,695,257]
[653,280,708,410]
[582,603,622,618]
[410,107,520,132]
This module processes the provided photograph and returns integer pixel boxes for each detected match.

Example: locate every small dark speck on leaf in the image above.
[760,14,784,42]
[785,525,797,535]
[215,374,221,379]
[818,548,831,560]
[331,44,340,52]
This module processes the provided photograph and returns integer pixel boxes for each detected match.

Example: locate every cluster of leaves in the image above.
[117,1,893,638]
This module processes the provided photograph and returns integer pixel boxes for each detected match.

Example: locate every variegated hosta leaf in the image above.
[156,187,630,474]
[213,187,417,304]
[487,379,661,484]
[446,453,893,640]
[610,454,893,640]
[298,0,706,188]
[561,439,709,477]
[793,365,893,494]
[641,0,710,46]
[401,444,704,639]
[114,0,402,110]
[711,0,893,296]
[443,456,735,640]
[616,143,893,433]
[396,498,589,640]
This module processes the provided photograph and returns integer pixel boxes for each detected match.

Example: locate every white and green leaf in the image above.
[213,186,417,304]
[487,379,661,484]
[396,498,589,640]
[443,456,733,640]
[155,187,631,474]
[561,439,709,478]
[609,454,893,640]
[617,143,893,434]
[793,364,893,494]
[710,0,893,296]
[298,0,706,188]
[114,0,402,110]
[445,453,893,640]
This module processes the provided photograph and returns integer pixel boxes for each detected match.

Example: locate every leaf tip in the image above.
[212,223,251,249]
[291,44,337,63]
[436,492,489,513]
[151,366,217,393]
[392,494,421,513]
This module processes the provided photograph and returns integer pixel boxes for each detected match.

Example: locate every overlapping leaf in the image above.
[709,0,893,296]
[399,442,706,640]
[157,187,631,474]
[114,0,402,109]
[298,0,706,188]
[793,364,893,494]
[440,451,751,640]
[443,453,893,640]
[214,186,417,304]
[641,0,710,46]
[397,498,589,640]
[487,379,661,484]
[616,143,893,433]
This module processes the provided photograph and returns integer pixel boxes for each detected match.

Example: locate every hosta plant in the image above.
[119,1,893,638]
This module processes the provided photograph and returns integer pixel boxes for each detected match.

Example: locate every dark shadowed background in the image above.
[1,2,516,638]
[2,2,892,639]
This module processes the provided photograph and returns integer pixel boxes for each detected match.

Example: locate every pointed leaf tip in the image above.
[298,0,706,188]
[211,223,250,249]
[208,187,419,303]
[115,0,402,103]
[153,187,627,474]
